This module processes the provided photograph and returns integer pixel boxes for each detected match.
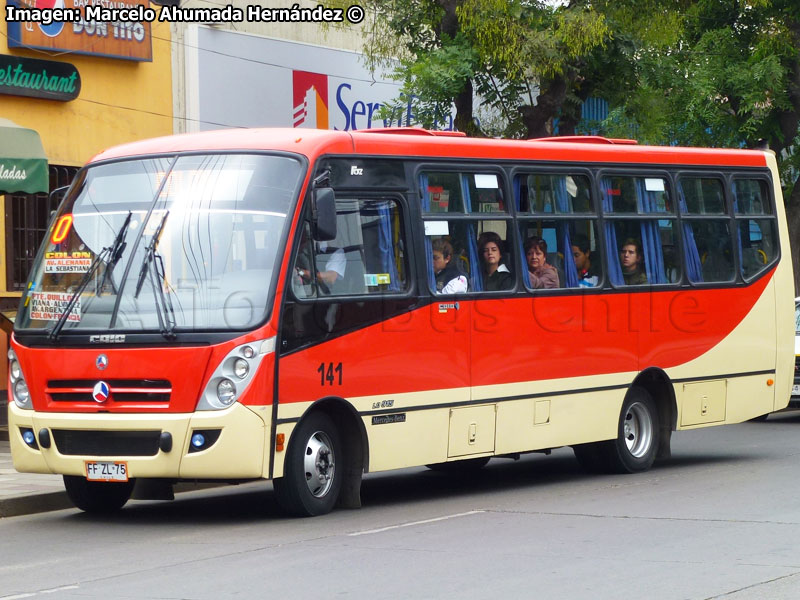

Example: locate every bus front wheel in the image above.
[273,412,343,517]
[63,475,135,513]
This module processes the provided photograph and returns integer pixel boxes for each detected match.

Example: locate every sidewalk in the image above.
[0,423,226,518]
[0,424,73,517]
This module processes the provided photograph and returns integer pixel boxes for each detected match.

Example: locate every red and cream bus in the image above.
[7,128,794,516]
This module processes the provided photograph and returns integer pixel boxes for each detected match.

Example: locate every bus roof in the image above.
[90,127,770,169]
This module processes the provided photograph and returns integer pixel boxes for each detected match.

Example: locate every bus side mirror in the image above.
[312,187,337,241]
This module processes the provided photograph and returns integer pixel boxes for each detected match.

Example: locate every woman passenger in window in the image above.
[524,236,559,289]
[478,231,513,291]
[620,238,647,285]
[432,238,468,294]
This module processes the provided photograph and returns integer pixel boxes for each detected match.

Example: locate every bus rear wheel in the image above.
[63,475,135,513]
[273,412,343,517]
[607,387,659,473]
[572,387,659,474]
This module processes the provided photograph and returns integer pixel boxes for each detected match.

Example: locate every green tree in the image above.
[604,0,800,290]
[343,0,609,137]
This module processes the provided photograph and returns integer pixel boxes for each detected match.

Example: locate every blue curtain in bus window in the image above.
[376,201,401,291]
[555,177,579,288]
[462,174,483,291]
[419,174,436,290]
[601,180,624,285]
[514,176,532,287]
[635,179,666,284]
[677,187,703,283]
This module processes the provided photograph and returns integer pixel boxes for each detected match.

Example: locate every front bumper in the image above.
[8,402,270,480]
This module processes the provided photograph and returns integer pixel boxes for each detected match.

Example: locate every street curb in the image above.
[0,492,72,518]
[0,481,226,518]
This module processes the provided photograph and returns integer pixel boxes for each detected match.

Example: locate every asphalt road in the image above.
[3,411,800,600]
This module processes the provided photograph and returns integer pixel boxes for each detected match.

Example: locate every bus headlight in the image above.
[216,379,236,405]
[233,358,249,379]
[196,338,274,411]
[8,349,32,409]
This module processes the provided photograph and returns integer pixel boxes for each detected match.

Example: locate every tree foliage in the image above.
[339,0,800,286]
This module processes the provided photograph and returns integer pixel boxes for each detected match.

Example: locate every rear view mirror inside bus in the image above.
[312,187,337,241]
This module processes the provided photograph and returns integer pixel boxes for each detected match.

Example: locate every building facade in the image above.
[0,2,174,388]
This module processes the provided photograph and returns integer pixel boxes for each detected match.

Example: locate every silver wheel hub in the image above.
[303,430,335,498]
[624,401,653,458]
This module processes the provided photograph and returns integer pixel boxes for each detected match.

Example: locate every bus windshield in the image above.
[16,153,303,335]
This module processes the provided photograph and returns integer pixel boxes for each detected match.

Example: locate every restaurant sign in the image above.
[5,0,153,62]
[0,54,80,102]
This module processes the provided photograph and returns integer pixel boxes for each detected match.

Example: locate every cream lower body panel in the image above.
[8,402,270,480]
[276,377,631,474]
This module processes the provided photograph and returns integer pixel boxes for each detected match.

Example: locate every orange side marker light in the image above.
[767,379,774,386]
[276,433,285,452]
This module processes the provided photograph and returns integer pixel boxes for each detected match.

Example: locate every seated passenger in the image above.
[571,234,600,287]
[620,238,647,285]
[432,239,468,294]
[524,236,559,289]
[478,231,513,291]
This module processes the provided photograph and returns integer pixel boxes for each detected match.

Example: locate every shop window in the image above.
[6,165,78,292]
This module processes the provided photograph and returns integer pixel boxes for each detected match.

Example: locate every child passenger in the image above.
[432,239,468,294]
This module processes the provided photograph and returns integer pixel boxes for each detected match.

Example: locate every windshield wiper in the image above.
[48,211,132,341]
[134,211,176,339]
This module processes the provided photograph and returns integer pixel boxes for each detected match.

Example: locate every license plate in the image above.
[85,461,128,482]
[793,385,800,396]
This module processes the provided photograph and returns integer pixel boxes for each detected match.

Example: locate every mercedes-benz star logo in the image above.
[92,381,110,403]
[96,354,108,370]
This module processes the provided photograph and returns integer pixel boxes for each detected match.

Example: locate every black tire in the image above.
[63,475,135,513]
[425,456,491,472]
[605,387,659,474]
[273,412,343,517]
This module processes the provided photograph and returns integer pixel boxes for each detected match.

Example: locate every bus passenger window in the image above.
[739,219,777,279]
[517,173,593,214]
[679,177,733,284]
[732,178,776,280]
[684,221,735,283]
[422,172,464,213]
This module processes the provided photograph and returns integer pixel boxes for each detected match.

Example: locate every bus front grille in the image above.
[46,379,171,404]
[52,430,162,456]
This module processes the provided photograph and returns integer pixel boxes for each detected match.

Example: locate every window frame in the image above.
[597,169,679,288]
[417,164,517,295]
[730,173,779,283]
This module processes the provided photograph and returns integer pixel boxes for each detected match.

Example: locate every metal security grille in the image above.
[52,430,162,457]
[6,165,78,291]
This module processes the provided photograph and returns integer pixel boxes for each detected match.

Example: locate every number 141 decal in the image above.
[318,362,343,386]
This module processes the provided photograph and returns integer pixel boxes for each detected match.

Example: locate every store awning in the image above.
[0,118,48,195]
